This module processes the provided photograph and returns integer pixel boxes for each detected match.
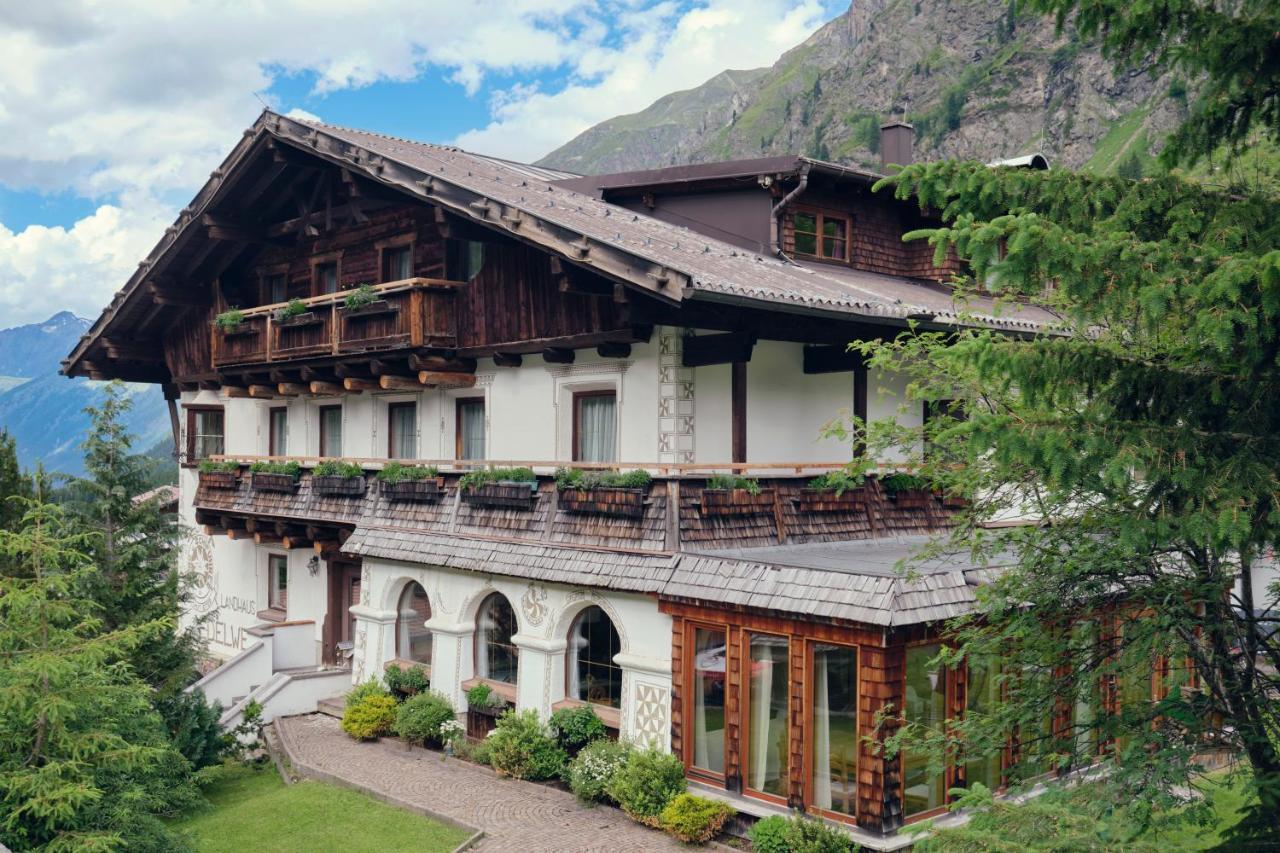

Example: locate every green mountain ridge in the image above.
[540,0,1184,176]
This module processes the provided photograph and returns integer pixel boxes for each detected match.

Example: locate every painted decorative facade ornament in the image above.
[183,531,217,615]
[360,567,371,606]
[657,328,695,463]
[521,582,548,627]
[632,682,670,745]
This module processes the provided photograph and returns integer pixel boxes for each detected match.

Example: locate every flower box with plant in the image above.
[272,298,318,327]
[465,682,508,715]
[699,474,775,517]
[197,460,240,489]
[376,462,443,502]
[214,308,249,334]
[459,467,538,509]
[554,467,651,518]
[799,469,868,512]
[880,472,935,509]
[341,283,393,316]
[249,460,302,492]
[311,460,366,497]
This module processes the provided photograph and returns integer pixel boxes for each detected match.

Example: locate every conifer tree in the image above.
[0,430,31,534]
[0,497,199,851]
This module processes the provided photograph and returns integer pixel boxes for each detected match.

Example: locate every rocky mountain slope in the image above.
[541,0,1183,175]
[0,313,169,477]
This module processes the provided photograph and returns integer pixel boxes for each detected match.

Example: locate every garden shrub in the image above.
[384,663,429,701]
[659,793,734,843]
[466,682,505,709]
[605,746,686,823]
[486,709,567,780]
[457,735,493,766]
[345,679,390,705]
[748,815,791,853]
[392,691,456,746]
[565,737,631,803]
[748,814,856,852]
[341,694,397,740]
[548,705,607,753]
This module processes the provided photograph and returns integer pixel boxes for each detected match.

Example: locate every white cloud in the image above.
[0,0,839,326]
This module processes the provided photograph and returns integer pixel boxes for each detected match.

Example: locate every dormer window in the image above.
[793,209,849,262]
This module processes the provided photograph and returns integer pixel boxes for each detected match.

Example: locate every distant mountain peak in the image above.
[39,312,90,334]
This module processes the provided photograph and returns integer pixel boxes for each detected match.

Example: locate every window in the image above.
[266,272,288,304]
[446,238,486,282]
[476,593,518,684]
[963,654,1003,791]
[903,644,947,817]
[268,554,288,611]
[811,643,858,818]
[456,398,485,460]
[268,407,288,456]
[792,210,849,261]
[388,402,416,459]
[383,245,413,282]
[187,407,224,462]
[690,627,727,776]
[396,582,432,664]
[573,391,616,462]
[319,405,342,458]
[315,261,338,295]
[568,606,621,708]
[746,634,789,799]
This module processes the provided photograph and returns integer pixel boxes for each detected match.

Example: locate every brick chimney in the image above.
[879,121,914,172]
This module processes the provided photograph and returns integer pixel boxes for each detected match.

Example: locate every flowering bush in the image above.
[565,737,631,803]
[439,718,465,747]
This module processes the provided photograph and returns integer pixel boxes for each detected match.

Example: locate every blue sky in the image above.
[0,0,845,325]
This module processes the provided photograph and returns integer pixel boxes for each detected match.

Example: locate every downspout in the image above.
[770,162,811,261]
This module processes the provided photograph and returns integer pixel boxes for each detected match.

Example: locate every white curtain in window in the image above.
[321,408,342,457]
[749,639,775,792]
[813,650,832,809]
[578,395,616,462]
[460,401,485,459]
[390,405,416,459]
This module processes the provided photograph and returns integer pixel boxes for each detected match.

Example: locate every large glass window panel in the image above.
[793,212,818,256]
[476,594,518,684]
[568,606,621,707]
[575,392,616,462]
[396,582,432,664]
[457,399,485,460]
[812,643,858,817]
[384,246,412,281]
[319,406,342,458]
[691,627,727,775]
[964,654,1003,791]
[268,554,287,610]
[191,409,224,460]
[267,273,287,304]
[747,633,789,798]
[316,262,338,294]
[903,644,947,817]
[269,407,288,456]
[389,403,417,459]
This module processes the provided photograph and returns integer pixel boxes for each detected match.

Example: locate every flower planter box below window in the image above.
[559,486,647,518]
[342,299,396,318]
[199,470,239,490]
[940,494,969,509]
[700,488,776,517]
[218,325,258,338]
[891,489,935,509]
[276,311,322,328]
[251,472,299,493]
[462,482,538,510]
[312,475,366,497]
[380,478,445,502]
[797,488,867,513]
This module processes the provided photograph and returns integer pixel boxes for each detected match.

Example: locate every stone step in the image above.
[316,695,346,719]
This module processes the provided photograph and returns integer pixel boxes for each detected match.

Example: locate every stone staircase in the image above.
[317,695,346,719]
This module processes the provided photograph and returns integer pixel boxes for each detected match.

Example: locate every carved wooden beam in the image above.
[493,353,522,368]
[408,353,477,373]
[681,333,757,368]
[379,375,422,391]
[253,532,281,545]
[277,382,309,397]
[543,348,575,364]
[597,342,631,358]
[418,371,476,389]
[248,384,277,398]
[282,536,312,551]
[223,386,250,398]
[343,377,379,392]
[309,380,345,396]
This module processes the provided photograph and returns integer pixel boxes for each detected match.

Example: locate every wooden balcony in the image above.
[211,278,460,368]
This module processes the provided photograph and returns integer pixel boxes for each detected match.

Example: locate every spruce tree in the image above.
[0,430,31,534]
[0,498,199,851]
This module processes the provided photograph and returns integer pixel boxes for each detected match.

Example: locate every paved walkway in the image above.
[275,714,686,852]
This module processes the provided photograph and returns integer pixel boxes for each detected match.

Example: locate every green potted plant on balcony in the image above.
[214,308,246,333]
[197,459,240,490]
[311,460,367,497]
[376,462,443,502]
[459,467,538,510]
[554,467,651,518]
[799,467,869,512]
[699,474,774,516]
[272,298,318,327]
[342,283,393,317]
[879,471,935,509]
[249,460,302,493]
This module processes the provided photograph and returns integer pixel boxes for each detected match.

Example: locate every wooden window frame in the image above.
[387,400,417,459]
[184,405,224,467]
[318,404,342,458]
[309,251,344,297]
[901,639,953,825]
[258,262,291,306]
[375,234,416,283]
[683,620,730,785]
[267,553,288,611]
[739,630,792,807]
[455,396,485,460]
[803,639,861,825]
[268,406,288,457]
[791,206,851,263]
[571,389,617,462]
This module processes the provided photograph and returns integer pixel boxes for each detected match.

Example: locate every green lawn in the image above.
[171,763,470,853]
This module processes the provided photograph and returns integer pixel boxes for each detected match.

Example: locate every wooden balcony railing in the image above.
[211,278,461,367]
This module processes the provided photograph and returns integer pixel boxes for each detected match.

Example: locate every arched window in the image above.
[476,593,518,684]
[395,582,432,664]
[568,606,622,707]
